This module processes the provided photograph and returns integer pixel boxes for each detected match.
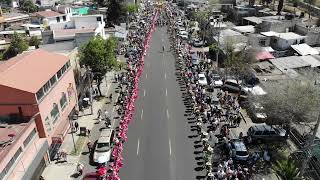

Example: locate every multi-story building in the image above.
[0,49,78,179]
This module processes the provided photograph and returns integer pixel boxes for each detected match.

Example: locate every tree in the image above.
[223,42,256,81]
[29,36,40,48]
[209,43,222,60]
[106,0,126,25]
[3,32,29,60]
[277,0,284,15]
[20,0,38,13]
[273,158,303,180]
[125,3,138,14]
[79,36,118,96]
[251,71,320,128]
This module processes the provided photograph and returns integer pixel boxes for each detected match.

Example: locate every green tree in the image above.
[125,3,138,14]
[29,36,40,48]
[3,32,29,60]
[79,36,118,96]
[106,0,126,25]
[209,43,222,60]
[273,158,303,180]
[20,0,38,13]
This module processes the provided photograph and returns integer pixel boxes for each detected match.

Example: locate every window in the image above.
[66,61,71,69]
[57,69,63,79]
[2,147,23,178]
[36,89,44,101]
[63,16,66,21]
[45,117,51,132]
[57,62,70,79]
[23,129,37,147]
[60,92,68,111]
[259,39,266,46]
[51,103,60,124]
[43,81,51,93]
[97,16,102,22]
[50,75,57,86]
[56,17,60,22]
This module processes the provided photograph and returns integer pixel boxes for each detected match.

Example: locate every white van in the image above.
[93,129,115,163]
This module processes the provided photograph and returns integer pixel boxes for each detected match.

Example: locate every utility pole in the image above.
[300,95,320,176]
[216,14,223,68]
[68,116,77,153]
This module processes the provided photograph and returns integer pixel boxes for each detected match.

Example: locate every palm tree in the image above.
[273,158,304,180]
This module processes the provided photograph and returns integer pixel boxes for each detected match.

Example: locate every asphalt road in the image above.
[120,26,196,180]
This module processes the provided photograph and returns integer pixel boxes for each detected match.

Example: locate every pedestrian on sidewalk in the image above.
[109,93,113,102]
[87,141,93,153]
[77,163,84,176]
[97,109,102,120]
[74,121,79,132]
[87,129,91,137]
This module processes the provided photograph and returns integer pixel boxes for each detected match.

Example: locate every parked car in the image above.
[221,79,241,93]
[246,102,267,122]
[211,74,223,87]
[179,31,188,40]
[247,124,286,142]
[193,38,204,47]
[93,129,115,163]
[191,53,199,65]
[198,73,208,86]
[225,140,249,161]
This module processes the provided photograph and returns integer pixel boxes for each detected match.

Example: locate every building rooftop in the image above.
[270,56,311,70]
[219,29,243,37]
[2,12,29,20]
[243,16,263,24]
[261,31,306,40]
[0,118,35,161]
[0,49,69,93]
[300,55,320,68]
[277,32,306,40]
[40,41,75,53]
[291,43,319,56]
[36,10,62,18]
[232,25,255,34]
[54,28,95,40]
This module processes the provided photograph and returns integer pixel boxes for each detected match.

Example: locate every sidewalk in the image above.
[42,70,117,180]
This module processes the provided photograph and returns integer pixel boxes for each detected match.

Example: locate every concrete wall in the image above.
[73,15,104,29]
[295,25,320,46]
[0,85,38,118]
[274,37,306,50]
[248,34,270,47]
[41,31,54,44]
[259,19,299,33]
[74,32,96,47]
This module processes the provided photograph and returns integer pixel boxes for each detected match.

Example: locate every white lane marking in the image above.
[166,109,170,120]
[145,73,148,79]
[141,109,144,120]
[137,139,140,156]
[169,138,172,156]
[144,89,146,96]
[164,73,167,79]
[165,88,168,96]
